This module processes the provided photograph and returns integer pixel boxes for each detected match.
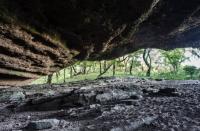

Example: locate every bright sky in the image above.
[183,50,200,68]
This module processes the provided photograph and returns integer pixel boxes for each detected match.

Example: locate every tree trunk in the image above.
[129,58,134,75]
[98,63,113,78]
[103,61,107,72]
[124,57,129,73]
[99,61,102,74]
[87,66,92,74]
[47,74,53,84]
[82,62,87,74]
[72,66,77,74]
[63,69,66,83]
[70,66,73,78]
[143,49,152,77]
[56,72,60,82]
[113,60,116,76]
[146,68,151,77]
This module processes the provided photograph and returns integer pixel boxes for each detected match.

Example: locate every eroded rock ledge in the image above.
[0,0,200,85]
[0,77,200,130]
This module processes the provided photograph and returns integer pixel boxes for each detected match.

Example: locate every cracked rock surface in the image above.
[0,77,200,131]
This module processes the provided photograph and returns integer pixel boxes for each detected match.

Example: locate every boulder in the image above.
[26,119,60,130]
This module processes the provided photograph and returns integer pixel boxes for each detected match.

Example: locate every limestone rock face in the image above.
[0,0,200,85]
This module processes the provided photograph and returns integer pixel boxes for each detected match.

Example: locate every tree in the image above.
[112,59,116,76]
[191,48,200,58]
[69,66,73,78]
[63,69,66,83]
[55,72,60,82]
[129,51,142,75]
[162,49,187,73]
[122,56,130,73]
[81,61,87,74]
[47,74,53,84]
[143,48,152,77]
[183,65,197,79]
[103,61,107,72]
[99,61,102,74]
[98,62,113,78]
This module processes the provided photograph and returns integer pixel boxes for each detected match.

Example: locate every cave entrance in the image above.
[1,48,200,131]
[32,48,200,85]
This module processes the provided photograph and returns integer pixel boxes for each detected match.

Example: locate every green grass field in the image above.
[32,68,200,85]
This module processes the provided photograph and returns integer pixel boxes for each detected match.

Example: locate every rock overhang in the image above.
[0,0,199,85]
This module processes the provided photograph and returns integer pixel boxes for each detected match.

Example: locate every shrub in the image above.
[183,66,197,79]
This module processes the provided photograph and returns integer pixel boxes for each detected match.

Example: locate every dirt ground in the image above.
[0,77,200,131]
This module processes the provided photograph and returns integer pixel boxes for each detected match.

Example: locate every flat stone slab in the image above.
[26,119,60,130]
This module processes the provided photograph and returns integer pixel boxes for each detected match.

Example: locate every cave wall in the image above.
[0,0,199,85]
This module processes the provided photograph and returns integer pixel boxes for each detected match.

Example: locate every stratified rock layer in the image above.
[0,0,200,85]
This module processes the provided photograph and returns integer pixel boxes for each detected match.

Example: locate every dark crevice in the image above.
[0,45,48,68]
[23,28,60,49]
[1,32,62,61]
[0,73,30,80]
[0,64,47,76]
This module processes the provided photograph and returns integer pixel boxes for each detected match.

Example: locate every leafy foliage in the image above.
[183,66,197,79]
[33,48,200,84]
[191,48,200,58]
[161,49,187,73]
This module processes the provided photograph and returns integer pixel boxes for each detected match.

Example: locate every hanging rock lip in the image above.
[0,0,200,85]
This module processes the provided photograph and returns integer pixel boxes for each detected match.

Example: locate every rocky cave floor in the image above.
[0,77,200,131]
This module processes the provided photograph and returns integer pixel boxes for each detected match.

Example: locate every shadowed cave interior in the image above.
[0,0,200,131]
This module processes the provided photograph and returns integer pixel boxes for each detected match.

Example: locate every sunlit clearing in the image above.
[32,48,200,85]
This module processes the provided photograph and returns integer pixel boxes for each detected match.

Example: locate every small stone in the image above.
[120,99,139,106]
[27,115,31,120]
[130,94,143,100]
[111,116,158,131]
[113,105,126,111]
[189,126,200,131]
[90,104,100,109]
[10,92,25,102]
[159,88,176,94]
[86,125,96,130]
[26,119,60,130]
[168,128,175,131]
[110,127,123,131]
[96,93,112,102]
[0,91,25,102]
